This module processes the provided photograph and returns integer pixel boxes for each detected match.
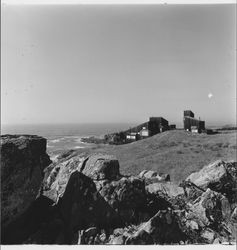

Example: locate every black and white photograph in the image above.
[1,0,236,246]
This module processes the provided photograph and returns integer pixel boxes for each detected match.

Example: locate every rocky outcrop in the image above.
[186,160,237,203]
[139,170,170,182]
[146,182,184,198]
[79,153,121,181]
[1,140,236,245]
[1,135,51,231]
[136,209,185,244]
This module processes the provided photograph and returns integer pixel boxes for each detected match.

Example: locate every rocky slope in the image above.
[1,135,236,245]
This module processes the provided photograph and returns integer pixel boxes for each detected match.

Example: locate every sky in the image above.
[1,3,236,127]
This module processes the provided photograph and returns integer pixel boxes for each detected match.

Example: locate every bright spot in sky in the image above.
[208,93,213,99]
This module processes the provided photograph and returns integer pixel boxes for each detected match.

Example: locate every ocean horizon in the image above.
[1,123,137,160]
[1,123,138,137]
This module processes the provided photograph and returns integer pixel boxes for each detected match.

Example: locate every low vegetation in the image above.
[76,130,236,184]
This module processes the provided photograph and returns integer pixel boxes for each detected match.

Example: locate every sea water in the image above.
[1,123,135,160]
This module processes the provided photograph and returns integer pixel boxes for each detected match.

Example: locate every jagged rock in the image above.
[138,209,185,244]
[231,207,237,223]
[109,235,126,244]
[186,160,237,202]
[225,162,237,204]
[1,135,51,230]
[186,189,231,228]
[43,153,121,202]
[213,238,222,244]
[139,170,170,184]
[58,171,120,243]
[80,153,120,181]
[77,227,100,244]
[98,176,148,224]
[113,228,125,236]
[201,228,215,244]
[139,170,157,179]
[185,220,199,231]
[125,229,153,245]
[186,160,227,187]
[43,155,85,203]
[184,188,234,243]
[2,139,236,246]
[146,182,184,198]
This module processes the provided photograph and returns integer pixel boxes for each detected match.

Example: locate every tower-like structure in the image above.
[183,110,205,132]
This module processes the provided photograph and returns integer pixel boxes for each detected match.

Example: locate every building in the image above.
[169,124,176,130]
[191,126,199,133]
[140,127,150,138]
[148,117,169,136]
[124,116,170,142]
[184,110,194,118]
[126,132,139,141]
[183,110,205,132]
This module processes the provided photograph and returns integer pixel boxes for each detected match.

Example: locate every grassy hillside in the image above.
[78,130,236,184]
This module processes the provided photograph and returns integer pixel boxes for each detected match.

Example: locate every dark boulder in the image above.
[97,176,148,224]
[57,171,123,243]
[1,135,51,230]
[138,209,186,244]
[125,229,153,245]
[2,195,55,244]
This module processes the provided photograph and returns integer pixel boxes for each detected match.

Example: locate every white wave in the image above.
[74,145,84,149]
[74,137,84,143]
[50,138,62,143]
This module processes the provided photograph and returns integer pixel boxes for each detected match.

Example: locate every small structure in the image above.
[191,126,199,133]
[184,110,194,118]
[148,117,169,136]
[126,132,139,141]
[140,127,150,138]
[183,110,205,132]
[169,124,176,130]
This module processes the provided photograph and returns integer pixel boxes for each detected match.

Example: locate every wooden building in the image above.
[126,132,139,141]
[184,110,194,118]
[183,110,205,132]
[148,117,169,135]
[169,124,176,130]
[140,127,150,138]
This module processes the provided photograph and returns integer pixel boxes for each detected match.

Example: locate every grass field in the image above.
[77,130,236,184]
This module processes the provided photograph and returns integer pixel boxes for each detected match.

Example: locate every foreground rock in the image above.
[1,140,236,245]
[43,154,163,233]
[1,135,51,230]
[146,182,184,198]
[186,160,237,203]
[139,170,170,184]
[79,153,121,181]
[134,209,185,244]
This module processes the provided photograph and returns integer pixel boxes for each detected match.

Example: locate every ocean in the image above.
[1,123,135,160]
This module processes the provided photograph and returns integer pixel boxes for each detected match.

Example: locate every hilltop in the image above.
[76,130,236,184]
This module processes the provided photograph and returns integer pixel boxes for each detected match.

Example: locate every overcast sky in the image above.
[1,4,236,126]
